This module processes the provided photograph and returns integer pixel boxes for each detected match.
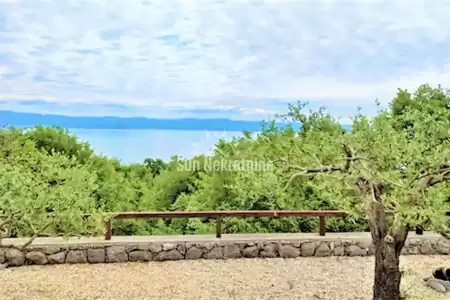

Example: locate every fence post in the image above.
[415,226,423,235]
[319,216,326,236]
[216,217,222,238]
[105,218,112,240]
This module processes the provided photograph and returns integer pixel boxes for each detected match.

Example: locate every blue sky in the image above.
[1,0,450,122]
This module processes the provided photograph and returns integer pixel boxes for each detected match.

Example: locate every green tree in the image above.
[230,87,450,300]
[143,158,167,176]
[0,138,105,248]
[24,126,94,163]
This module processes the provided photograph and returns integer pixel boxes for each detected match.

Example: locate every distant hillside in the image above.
[0,110,302,131]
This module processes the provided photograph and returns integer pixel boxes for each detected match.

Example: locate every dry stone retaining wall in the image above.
[0,236,449,267]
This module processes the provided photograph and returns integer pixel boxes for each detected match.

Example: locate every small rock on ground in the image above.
[425,278,449,293]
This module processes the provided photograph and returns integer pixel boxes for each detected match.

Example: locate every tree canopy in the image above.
[1,84,450,243]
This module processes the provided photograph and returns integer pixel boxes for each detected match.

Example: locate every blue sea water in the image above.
[68,129,250,164]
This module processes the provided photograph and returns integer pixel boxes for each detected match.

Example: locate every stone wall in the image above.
[1,235,449,267]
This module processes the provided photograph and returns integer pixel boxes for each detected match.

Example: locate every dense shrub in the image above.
[2,84,450,238]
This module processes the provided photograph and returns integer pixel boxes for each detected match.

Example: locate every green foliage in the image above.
[24,126,94,163]
[0,137,105,241]
[143,158,167,176]
[231,84,450,236]
[2,84,450,240]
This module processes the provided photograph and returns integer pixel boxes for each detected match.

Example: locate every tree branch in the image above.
[282,145,370,190]
[411,164,450,189]
[369,201,387,242]
[0,211,22,240]
[16,217,54,250]
[0,217,12,232]
[408,163,450,239]
[19,222,52,250]
[359,162,404,189]
[439,231,450,239]
[0,217,12,246]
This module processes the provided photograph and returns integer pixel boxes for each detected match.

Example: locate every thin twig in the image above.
[440,231,450,239]
[0,217,12,231]
[283,144,361,190]
[20,222,52,250]
[359,164,404,189]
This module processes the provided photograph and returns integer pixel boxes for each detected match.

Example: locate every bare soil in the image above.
[0,256,448,300]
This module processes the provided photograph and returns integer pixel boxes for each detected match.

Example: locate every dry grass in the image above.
[0,256,449,300]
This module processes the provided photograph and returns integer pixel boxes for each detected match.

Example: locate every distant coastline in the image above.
[0,110,300,131]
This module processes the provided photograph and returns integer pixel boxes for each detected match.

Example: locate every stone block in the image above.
[224,244,241,259]
[436,240,450,255]
[25,251,48,265]
[87,248,105,263]
[204,246,223,259]
[260,243,278,258]
[65,250,87,264]
[155,250,183,261]
[128,250,151,262]
[242,246,259,258]
[106,246,127,263]
[334,246,345,256]
[48,251,66,264]
[279,245,300,258]
[5,248,25,266]
[419,240,435,255]
[185,247,203,260]
[148,243,163,253]
[315,243,332,257]
[300,242,315,257]
[346,245,367,257]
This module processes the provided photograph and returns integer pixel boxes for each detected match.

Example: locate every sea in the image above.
[68,129,252,164]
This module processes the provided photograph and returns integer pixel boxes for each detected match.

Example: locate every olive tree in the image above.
[229,89,450,300]
[0,137,106,250]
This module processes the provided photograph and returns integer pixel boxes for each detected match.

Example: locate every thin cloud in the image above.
[0,0,449,119]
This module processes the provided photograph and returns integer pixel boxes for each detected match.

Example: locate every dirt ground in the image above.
[0,256,448,300]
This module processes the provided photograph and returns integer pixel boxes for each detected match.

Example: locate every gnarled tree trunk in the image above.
[369,201,408,300]
[372,239,403,300]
